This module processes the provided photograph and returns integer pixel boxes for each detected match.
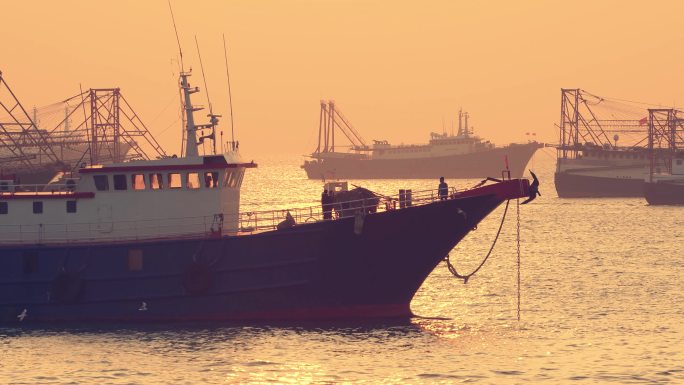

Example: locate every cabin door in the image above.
[97,205,113,233]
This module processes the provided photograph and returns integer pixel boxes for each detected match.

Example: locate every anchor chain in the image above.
[517,197,521,321]
[444,199,510,283]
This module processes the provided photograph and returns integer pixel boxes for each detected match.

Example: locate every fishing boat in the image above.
[0,69,534,324]
[0,72,165,185]
[301,102,542,180]
[643,108,684,205]
[555,144,649,197]
[554,89,654,198]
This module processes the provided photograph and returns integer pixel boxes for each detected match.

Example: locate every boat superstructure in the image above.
[302,102,542,179]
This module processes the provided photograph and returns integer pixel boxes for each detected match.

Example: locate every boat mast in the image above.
[458,109,463,136]
[167,0,217,158]
[180,73,200,157]
[464,111,470,138]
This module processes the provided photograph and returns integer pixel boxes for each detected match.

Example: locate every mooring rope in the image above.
[444,199,510,283]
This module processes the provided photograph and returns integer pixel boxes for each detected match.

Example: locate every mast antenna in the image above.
[195,35,217,154]
[168,0,184,72]
[168,0,188,156]
[195,36,212,115]
[223,33,236,150]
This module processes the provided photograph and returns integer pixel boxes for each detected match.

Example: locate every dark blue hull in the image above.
[644,181,684,205]
[0,186,520,324]
[554,171,644,198]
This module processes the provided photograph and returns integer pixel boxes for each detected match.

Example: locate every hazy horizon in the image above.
[3,0,684,158]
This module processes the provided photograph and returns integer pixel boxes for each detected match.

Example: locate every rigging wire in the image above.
[223,33,236,148]
[194,36,213,115]
[167,0,184,72]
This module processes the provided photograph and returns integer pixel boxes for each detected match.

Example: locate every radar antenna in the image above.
[223,33,236,151]
[167,0,187,156]
[194,36,219,155]
[168,0,185,72]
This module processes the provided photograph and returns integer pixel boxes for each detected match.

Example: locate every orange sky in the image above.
[2,0,683,158]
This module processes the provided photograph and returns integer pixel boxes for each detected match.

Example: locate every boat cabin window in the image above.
[0,181,10,192]
[94,175,109,191]
[186,172,200,189]
[0,202,7,214]
[113,174,127,190]
[66,200,77,213]
[224,171,241,188]
[236,170,244,187]
[677,159,683,166]
[132,174,146,190]
[204,171,219,188]
[168,173,182,189]
[149,173,163,190]
[33,201,43,214]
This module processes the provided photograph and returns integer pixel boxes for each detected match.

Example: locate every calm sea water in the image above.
[1,149,682,384]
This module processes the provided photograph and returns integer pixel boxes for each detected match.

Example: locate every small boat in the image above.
[302,102,542,180]
[0,71,533,324]
[553,89,653,198]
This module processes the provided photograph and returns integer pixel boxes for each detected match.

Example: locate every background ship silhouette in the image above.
[302,101,542,180]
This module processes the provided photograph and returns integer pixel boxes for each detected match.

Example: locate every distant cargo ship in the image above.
[302,102,542,179]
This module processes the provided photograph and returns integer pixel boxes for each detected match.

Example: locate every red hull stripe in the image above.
[28,304,413,323]
[458,178,530,200]
[79,162,257,174]
[0,192,95,200]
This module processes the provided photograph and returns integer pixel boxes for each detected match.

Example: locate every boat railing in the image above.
[1,211,256,245]
[0,181,77,194]
[237,186,461,233]
[0,185,471,244]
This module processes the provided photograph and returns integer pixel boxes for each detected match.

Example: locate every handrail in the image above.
[0,183,491,245]
[0,182,77,194]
